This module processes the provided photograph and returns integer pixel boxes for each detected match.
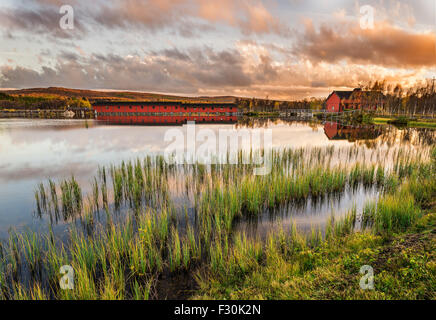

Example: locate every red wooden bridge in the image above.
[92,101,239,125]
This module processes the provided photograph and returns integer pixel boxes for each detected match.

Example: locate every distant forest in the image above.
[0,92,91,110]
[236,80,436,116]
[235,96,324,112]
[360,80,436,116]
[1,80,436,116]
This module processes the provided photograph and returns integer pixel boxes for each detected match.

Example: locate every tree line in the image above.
[2,79,436,116]
[235,96,324,112]
[235,80,436,116]
[359,80,436,116]
[0,92,92,110]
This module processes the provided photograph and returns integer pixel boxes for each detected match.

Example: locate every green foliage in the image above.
[67,97,92,109]
[0,145,434,300]
[361,111,375,124]
[0,92,13,100]
[388,116,409,126]
[195,213,436,300]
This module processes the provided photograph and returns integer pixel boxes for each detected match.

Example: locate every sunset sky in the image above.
[0,0,435,100]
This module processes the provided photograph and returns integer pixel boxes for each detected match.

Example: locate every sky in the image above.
[0,0,436,100]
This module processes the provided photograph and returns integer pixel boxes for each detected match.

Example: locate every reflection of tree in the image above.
[354,126,436,148]
[236,118,320,129]
[308,122,319,131]
[235,97,325,112]
[363,140,378,149]
[323,121,436,149]
[324,122,384,142]
[236,117,275,129]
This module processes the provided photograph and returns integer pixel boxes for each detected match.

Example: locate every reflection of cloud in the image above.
[0,163,11,170]
[0,162,96,182]
[0,120,354,186]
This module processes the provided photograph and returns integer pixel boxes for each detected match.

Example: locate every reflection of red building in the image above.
[326,88,384,112]
[324,122,383,141]
[93,101,238,125]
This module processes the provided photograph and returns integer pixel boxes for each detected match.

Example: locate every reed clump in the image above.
[1,145,433,300]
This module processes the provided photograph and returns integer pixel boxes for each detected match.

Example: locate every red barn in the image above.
[326,88,384,113]
[325,91,353,113]
[92,101,239,125]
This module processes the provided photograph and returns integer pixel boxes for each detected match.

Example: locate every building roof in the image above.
[326,91,353,102]
[327,88,384,100]
[333,91,354,99]
[332,91,354,99]
[326,88,385,102]
[92,101,236,107]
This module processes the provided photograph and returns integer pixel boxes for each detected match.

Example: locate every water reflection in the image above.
[236,185,379,239]
[96,114,238,125]
[0,118,434,239]
[323,122,384,141]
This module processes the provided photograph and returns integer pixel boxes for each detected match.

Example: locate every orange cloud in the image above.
[294,20,436,68]
[92,0,288,36]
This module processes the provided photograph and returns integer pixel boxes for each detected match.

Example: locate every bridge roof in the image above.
[92,101,236,107]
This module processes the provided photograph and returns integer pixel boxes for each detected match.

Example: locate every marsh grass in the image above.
[362,188,422,234]
[1,145,434,299]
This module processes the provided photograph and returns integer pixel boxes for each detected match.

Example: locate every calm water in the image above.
[0,118,434,239]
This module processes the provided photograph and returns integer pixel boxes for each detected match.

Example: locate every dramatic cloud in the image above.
[0,0,288,37]
[1,43,426,99]
[195,0,289,36]
[92,0,186,31]
[294,20,436,68]
[0,48,254,93]
[1,1,435,99]
[92,0,289,35]
[0,3,86,39]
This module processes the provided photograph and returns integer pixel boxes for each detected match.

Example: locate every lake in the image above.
[0,118,434,240]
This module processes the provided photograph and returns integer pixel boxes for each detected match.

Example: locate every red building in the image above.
[325,88,384,113]
[324,122,383,141]
[92,101,238,125]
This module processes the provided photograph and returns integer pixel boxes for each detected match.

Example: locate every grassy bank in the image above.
[372,116,436,129]
[195,170,436,300]
[0,146,434,300]
[243,111,280,117]
[195,211,436,299]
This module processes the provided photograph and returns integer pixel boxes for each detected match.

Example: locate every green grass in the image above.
[373,117,391,123]
[194,211,436,300]
[0,145,434,300]
[244,111,280,117]
[372,116,436,129]
[194,161,436,299]
[408,121,436,128]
